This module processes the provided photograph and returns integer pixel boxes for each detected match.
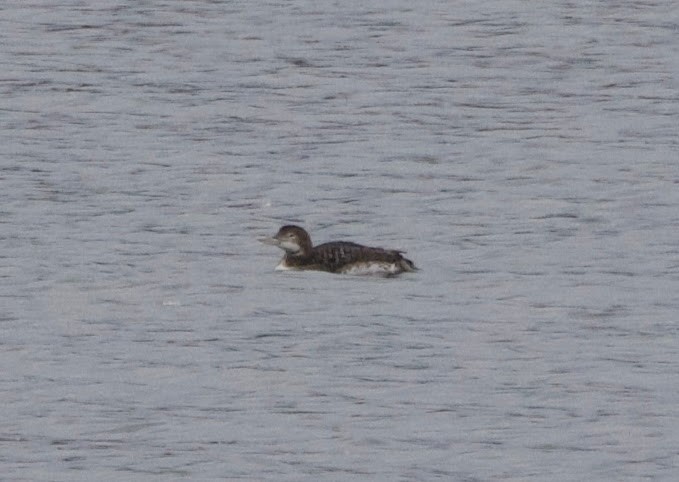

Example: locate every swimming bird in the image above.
[260,225,416,276]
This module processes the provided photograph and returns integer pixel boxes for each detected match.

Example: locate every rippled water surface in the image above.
[2,1,678,480]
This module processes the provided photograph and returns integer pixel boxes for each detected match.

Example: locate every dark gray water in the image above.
[2,1,678,480]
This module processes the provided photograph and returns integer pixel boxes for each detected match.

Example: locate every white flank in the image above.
[340,262,399,276]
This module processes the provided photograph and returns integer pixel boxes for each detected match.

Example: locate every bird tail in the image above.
[399,257,417,272]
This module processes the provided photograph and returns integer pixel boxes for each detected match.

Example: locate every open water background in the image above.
[1,1,678,480]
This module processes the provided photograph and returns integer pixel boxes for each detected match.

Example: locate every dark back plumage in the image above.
[308,241,414,273]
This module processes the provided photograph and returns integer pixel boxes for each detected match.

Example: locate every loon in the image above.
[260,225,417,276]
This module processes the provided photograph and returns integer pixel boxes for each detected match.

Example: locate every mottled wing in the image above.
[311,242,411,273]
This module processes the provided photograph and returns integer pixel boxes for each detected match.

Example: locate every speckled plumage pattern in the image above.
[285,241,416,274]
[262,225,416,275]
